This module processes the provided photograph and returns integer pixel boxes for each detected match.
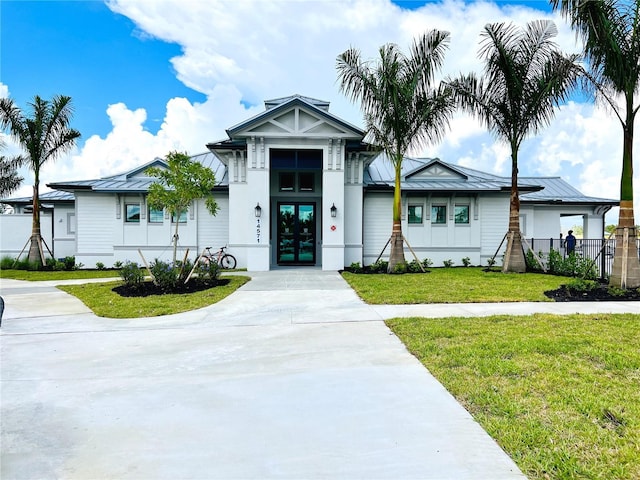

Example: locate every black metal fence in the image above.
[524,237,640,279]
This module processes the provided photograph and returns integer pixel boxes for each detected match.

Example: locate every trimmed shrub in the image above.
[407,259,424,273]
[62,256,76,271]
[119,261,144,287]
[566,278,598,292]
[392,261,408,274]
[421,258,433,269]
[369,259,388,274]
[462,256,471,267]
[349,261,363,274]
[150,259,179,291]
[192,259,220,283]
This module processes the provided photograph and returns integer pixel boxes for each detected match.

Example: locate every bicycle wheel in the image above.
[220,254,236,269]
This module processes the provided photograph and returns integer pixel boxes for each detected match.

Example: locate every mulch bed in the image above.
[113,279,229,297]
[544,284,640,302]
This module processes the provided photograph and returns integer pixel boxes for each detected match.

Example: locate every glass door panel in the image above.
[278,203,315,265]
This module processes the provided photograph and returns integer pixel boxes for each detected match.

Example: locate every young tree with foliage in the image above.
[0,95,80,265]
[337,30,455,272]
[448,20,580,273]
[551,0,640,288]
[146,151,219,265]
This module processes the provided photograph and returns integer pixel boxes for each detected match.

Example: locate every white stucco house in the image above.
[1,94,617,270]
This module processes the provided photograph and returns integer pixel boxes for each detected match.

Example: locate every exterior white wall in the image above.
[243,165,270,271]
[479,195,509,266]
[363,192,507,267]
[363,193,393,265]
[75,192,118,266]
[196,193,230,260]
[75,191,230,268]
[322,169,344,270]
[344,184,363,267]
[530,207,561,239]
[0,213,53,259]
[52,204,76,259]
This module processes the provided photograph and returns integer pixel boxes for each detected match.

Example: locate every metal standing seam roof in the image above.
[518,177,618,204]
[45,152,228,194]
[364,155,540,192]
[365,156,618,203]
[9,152,616,207]
[2,189,75,204]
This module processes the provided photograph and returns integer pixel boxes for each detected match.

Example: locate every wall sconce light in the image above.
[330,203,337,218]
[254,203,262,218]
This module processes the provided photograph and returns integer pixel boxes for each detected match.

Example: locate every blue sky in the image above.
[0,0,634,225]
[2,1,204,138]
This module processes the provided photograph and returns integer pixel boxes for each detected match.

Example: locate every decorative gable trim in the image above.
[405,160,468,181]
[227,96,364,139]
[125,158,167,180]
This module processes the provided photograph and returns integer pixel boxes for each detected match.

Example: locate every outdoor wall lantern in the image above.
[330,203,337,218]
[255,203,262,218]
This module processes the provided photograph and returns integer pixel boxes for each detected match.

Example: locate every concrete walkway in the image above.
[1,271,637,479]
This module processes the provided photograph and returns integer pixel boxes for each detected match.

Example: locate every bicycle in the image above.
[200,245,237,269]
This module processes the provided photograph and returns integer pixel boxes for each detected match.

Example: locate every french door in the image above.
[277,203,316,265]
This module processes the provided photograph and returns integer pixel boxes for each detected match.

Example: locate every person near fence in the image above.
[565,230,576,255]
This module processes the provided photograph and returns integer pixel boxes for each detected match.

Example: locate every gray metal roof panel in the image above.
[2,190,75,203]
[520,177,617,204]
[48,152,228,194]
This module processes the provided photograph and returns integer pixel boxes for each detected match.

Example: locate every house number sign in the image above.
[256,218,261,243]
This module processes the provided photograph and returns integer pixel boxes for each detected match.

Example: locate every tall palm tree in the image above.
[337,30,455,272]
[0,95,80,265]
[551,0,640,288]
[448,20,580,273]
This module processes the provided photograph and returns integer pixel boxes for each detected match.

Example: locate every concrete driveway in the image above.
[1,270,540,479]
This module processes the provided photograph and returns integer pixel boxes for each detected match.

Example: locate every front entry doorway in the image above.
[277,203,316,265]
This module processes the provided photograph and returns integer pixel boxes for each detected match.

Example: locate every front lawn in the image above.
[342,267,567,303]
[387,313,640,480]
[0,268,120,281]
[58,275,250,318]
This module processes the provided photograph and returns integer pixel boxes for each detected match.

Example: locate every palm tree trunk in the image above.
[502,147,526,273]
[610,105,640,288]
[387,159,406,272]
[27,182,45,265]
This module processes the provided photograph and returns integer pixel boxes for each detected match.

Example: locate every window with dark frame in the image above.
[125,204,140,223]
[298,172,314,192]
[454,205,469,224]
[149,207,164,223]
[279,172,295,191]
[408,205,423,224]
[431,205,447,224]
[171,210,187,223]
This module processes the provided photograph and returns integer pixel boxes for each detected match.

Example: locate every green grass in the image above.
[342,267,567,303]
[0,268,121,281]
[387,314,640,480]
[58,276,250,318]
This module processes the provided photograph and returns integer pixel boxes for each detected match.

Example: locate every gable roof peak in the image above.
[264,94,330,111]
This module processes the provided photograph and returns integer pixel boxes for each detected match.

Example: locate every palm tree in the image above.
[0,95,80,265]
[337,30,455,272]
[0,138,25,197]
[551,0,640,288]
[448,20,580,272]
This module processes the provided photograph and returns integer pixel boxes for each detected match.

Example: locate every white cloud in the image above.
[5,1,638,225]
